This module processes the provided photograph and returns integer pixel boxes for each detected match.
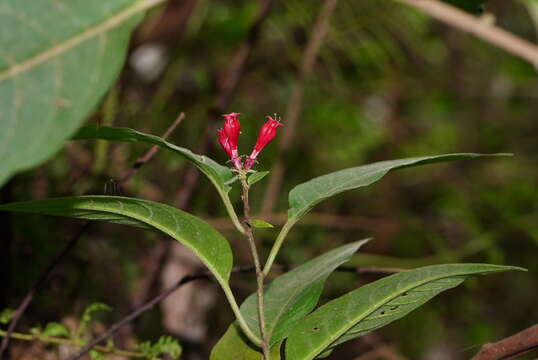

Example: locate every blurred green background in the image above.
[1,0,537,359]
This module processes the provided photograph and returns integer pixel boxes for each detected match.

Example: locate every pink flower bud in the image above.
[245,116,283,169]
[222,112,241,157]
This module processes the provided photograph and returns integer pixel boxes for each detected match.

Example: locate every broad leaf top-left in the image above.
[0,0,165,186]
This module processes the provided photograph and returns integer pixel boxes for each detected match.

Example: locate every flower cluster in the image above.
[217,113,283,170]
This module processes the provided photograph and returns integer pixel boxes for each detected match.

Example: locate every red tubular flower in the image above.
[245,116,283,169]
[217,112,243,169]
[222,112,241,158]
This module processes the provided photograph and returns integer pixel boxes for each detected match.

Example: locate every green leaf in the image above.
[247,171,270,186]
[0,0,166,187]
[0,196,233,287]
[73,125,235,193]
[81,302,112,326]
[138,336,183,360]
[250,219,274,228]
[89,350,105,360]
[0,309,14,325]
[288,153,511,219]
[241,240,370,345]
[42,322,70,338]
[210,323,281,360]
[285,263,525,360]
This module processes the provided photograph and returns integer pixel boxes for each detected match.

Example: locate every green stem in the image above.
[262,218,297,276]
[219,189,246,234]
[221,284,262,346]
[239,177,270,360]
[0,329,143,358]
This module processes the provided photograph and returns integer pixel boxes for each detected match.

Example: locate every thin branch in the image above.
[173,0,274,208]
[65,272,211,360]
[63,264,401,360]
[206,212,395,231]
[397,0,538,68]
[0,223,89,358]
[119,112,185,185]
[471,324,538,360]
[261,0,339,214]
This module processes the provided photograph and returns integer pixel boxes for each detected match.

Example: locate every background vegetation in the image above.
[1,0,537,359]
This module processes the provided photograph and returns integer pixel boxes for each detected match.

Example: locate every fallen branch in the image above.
[397,0,538,68]
[471,324,538,360]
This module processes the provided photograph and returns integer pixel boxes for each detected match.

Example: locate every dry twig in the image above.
[397,0,538,67]
[261,0,339,214]
[471,324,538,360]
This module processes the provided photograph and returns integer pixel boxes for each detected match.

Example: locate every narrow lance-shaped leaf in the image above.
[210,323,281,360]
[0,0,166,187]
[285,263,525,360]
[73,125,235,193]
[241,240,370,344]
[288,153,511,220]
[0,196,233,287]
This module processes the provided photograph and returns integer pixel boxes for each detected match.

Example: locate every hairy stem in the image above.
[240,177,270,359]
[262,218,296,276]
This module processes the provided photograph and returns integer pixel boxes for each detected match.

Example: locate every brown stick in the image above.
[261,0,339,214]
[0,223,90,359]
[119,112,185,185]
[471,324,538,360]
[397,0,538,67]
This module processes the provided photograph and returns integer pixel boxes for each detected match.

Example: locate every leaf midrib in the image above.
[0,0,167,82]
[307,270,479,359]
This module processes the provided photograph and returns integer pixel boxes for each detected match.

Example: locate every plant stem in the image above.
[262,218,296,276]
[220,188,246,234]
[221,284,262,347]
[240,177,270,359]
[0,329,144,358]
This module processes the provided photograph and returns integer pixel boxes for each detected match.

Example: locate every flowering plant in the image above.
[0,115,524,360]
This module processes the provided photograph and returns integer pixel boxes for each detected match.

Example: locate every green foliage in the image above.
[247,171,270,186]
[285,264,524,360]
[0,309,14,325]
[138,336,183,360]
[42,322,70,338]
[210,323,281,360]
[250,219,274,228]
[0,196,233,287]
[0,0,163,186]
[240,240,370,344]
[288,153,510,220]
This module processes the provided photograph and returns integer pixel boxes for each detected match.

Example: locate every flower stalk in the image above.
[239,174,270,359]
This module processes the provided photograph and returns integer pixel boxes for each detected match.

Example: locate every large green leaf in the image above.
[0,196,232,285]
[285,263,525,360]
[73,125,235,193]
[288,153,510,219]
[240,240,370,345]
[210,323,281,360]
[0,0,166,187]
